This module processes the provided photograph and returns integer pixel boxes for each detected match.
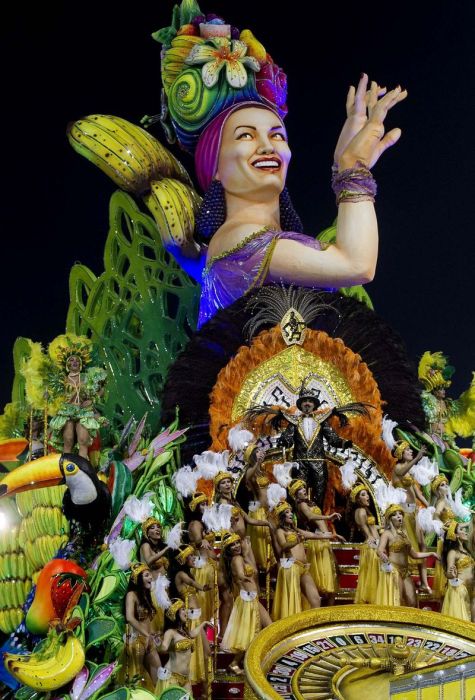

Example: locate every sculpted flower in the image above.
[256,57,288,118]
[186,37,260,88]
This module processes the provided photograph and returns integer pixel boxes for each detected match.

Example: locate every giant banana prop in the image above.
[67,115,202,257]
[4,629,85,691]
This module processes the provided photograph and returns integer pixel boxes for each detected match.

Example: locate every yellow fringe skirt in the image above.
[433,538,447,598]
[374,564,401,606]
[306,539,338,594]
[191,558,215,621]
[354,545,380,604]
[247,504,271,570]
[221,592,261,652]
[441,580,471,622]
[272,560,307,621]
[189,612,207,683]
[123,632,155,690]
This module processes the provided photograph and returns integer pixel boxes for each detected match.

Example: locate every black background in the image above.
[1,2,474,412]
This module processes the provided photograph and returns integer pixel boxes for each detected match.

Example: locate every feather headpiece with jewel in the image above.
[418,351,455,391]
[48,334,93,371]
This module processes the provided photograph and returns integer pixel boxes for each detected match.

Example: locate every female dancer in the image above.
[187,491,216,622]
[271,501,327,619]
[125,563,162,687]
[441,521,475,622]
[156,598,211,696]
[432,474,455,598]
[350,483,380,604]
[288,478,343,603]
[243,443,272,571]
[220,532,272,675]
[377,504,437,607]
[392,441,431,592]
[171,545,211,687]
[139,517,170,580]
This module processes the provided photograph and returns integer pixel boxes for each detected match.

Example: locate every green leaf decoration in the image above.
[94,573,121,604]
[179,0,202,25]
[95,688,130,700]
[130,690,159,700]
[151,4,181,47]
[86,616,118,650]
[157,688,192,700]
[14,687,44,700]
[66,191,199,434]
[80,591,90,618]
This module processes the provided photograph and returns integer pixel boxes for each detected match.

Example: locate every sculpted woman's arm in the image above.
[269,75,407,287]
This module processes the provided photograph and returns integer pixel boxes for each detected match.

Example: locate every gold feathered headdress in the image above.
[418,351,454,391]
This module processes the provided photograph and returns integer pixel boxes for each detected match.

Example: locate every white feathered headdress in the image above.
[202,504,233,532]
[109,537,136,570]
[374,480,407,515]
[339,457,358,490]
[123,492,154,523]
[194,450,230,480]
[154,574,171,610]
[267,483,287,511]
[417,506,445,537]
[381,415,398,452]
[166,523,183,550]
[227,424,254,453]
[453,489,471,521]
[172,465,200,498]
[409,456,439,486]
[273,462,295,488]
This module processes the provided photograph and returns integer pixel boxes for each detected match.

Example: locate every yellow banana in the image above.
[6,632,85,691]
[143,177,201,250]
[68,115,191,196]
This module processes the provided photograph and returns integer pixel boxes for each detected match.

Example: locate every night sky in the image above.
[1,2,474,415]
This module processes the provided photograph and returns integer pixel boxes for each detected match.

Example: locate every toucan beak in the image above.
[0,453,63,497]
[0,438,30,470]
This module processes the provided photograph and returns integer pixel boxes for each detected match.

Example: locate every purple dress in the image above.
[198,227,323,327]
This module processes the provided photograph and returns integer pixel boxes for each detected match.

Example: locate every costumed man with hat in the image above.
[275,382,371,508]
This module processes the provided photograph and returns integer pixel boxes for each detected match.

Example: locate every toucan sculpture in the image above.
[59,453,111,532]
[0,452,112,535]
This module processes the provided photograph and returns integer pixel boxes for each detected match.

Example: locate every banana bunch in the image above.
[0,486,70,633]
[68,114,202,253]
[67,114,192,195]
[5,630,85,691]
[17,486,69,578]
[19,507,69,542]
[143,177,202,250]
[0,525,30,634]
[161,34,203,94]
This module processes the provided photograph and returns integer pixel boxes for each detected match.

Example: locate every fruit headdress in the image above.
[151,0,288,154]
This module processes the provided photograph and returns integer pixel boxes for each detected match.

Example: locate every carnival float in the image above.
[1,1,475,699]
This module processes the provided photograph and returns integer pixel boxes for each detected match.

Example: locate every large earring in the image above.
[195,180,226,240]
[279,187,304,233]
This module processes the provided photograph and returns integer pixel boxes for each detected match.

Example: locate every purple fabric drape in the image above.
[198,229,322,327]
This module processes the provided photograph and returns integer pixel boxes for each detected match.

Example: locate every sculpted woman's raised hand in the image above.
[334,73,408,170]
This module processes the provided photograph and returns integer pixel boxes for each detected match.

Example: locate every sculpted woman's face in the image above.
[216,107,290,200]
